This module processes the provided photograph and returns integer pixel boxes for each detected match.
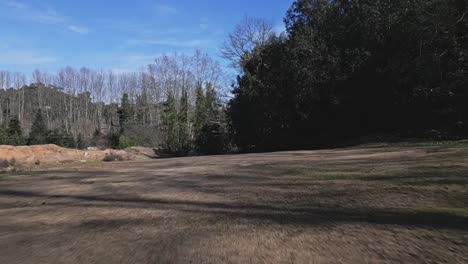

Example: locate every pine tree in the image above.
[163,90,179,152]
[193,82,207,138]
[0,123,8,145]
[118,93,133,132]
[178,87,190,151]
[107,125,120,149]
[196,122,228,155]
[46,128,62,145]
[61,131,76,149]
[91,129,102,147]
[6,117,25,146]
[28,109,48,145]
[76,133,86,149]
[205,82,217,122]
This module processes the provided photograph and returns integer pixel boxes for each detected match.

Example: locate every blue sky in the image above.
[0,0,294,73]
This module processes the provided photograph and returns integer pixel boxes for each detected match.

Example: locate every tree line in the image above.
[226,0,468,151]
[1,0,467,154]
[0,51,229,154]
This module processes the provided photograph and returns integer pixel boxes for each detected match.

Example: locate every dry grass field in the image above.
[0,142,467,263]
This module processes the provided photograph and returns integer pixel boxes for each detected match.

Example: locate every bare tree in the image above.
[220,17,275,68]
[13,72,26,120]
[0,50,227,146]
[107,70,117,104]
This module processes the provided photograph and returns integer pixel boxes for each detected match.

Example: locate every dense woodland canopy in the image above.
[228,0,468,151]
[0,0,467,154]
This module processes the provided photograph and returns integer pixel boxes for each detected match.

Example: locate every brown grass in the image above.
[0,143,467,263]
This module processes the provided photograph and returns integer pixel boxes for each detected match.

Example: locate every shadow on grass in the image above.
[359,168,468,186]
[1,188,467,231]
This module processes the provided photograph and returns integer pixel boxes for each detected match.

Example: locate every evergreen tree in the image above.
[45,128,75,148]
[178,87,190,151]
[107,125,121,149]
[76,133,86,149]
[91,129,102,147]
[205,82,217,122]
[46,128,62,146]
[6,117,25,146]
[0,123,7,145]
[163,90,179,152]
[62,131,76,149]
[118,93,133,132]
[194,83,226,153]
[28,109,48,145]
[196,121,228,155]
[193,82,207,138]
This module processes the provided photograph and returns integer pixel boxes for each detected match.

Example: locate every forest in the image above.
[0,51,228,154]
[0,0,467,154]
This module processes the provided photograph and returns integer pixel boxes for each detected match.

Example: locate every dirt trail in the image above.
[0,147,467,263]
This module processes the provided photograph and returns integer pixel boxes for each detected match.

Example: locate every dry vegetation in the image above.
[0,142,467,263]
[0,144,158,172]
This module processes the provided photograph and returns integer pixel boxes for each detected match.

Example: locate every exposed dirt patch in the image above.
[0,145,467,263]
[0,144,153,169]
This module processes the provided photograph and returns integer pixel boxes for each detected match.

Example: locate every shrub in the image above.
[195,121,229,155]
[118,134,139,149]
[0,159,15,168]
[103,152,126,162]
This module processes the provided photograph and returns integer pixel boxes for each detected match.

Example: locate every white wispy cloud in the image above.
[31,7,65,24]
[68,25,89,34]
[199,23,208,30]
[199,17,209,30]
[1,1,89,34]
[2,0,27,9]
[154,3,179,16]
[0,50,60,65]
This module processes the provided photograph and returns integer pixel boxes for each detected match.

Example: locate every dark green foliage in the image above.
[46,128,76,148]
[228,0,468,151]
[106,126,121,149]
[196,121,228,155]
[178,88,190,151]
[76,133,86,150]
[0,123,7,145]
[28,110,48,145]
[7,117,22,137]
[192,82,229,153]
[46,128,62,146]
[163,91,179,152]
[118,134,139,149]
[205,82,217,122]
[90,129,102,147]
[5,117,26,146]
[193,82,207,138]
[118,93,134,131]
[61,131,76,149]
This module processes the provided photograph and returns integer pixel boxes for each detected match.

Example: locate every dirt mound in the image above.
[124,147,159,159]
[0,144,142,167]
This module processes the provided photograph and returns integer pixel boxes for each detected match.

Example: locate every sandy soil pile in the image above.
[124,147,159,159]
[0,144,150,167]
